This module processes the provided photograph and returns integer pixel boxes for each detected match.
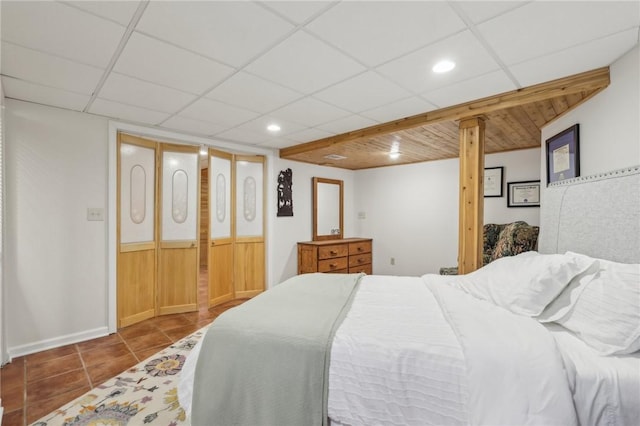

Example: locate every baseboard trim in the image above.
[7,326,110,360]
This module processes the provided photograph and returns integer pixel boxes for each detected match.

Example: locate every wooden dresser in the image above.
[298,238,372,275]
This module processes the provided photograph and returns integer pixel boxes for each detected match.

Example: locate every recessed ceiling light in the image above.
[432,60,456,73]
[389,141,401,159]
[324,154,347,160]
[267,123,281,132]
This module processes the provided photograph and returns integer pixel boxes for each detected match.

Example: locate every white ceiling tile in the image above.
[284,128,335,144]
[161,116,226,137]
[1,42,103,95]
[99,72,197,114]
[273,97,351,127]
[136,1,294,67]
[478,1,640,65]
[216,127,270,145]
[306,1,466,67]
[376,31,501,94]
[114,32,234,95]
[228,116,306,138]
[63,0,141,26]
[89,98,170,125]
[360,96,437,123]
[206,71,302,113]
[316,114,378,135]
[509,29,639,87]
[423,70,517,109]
[2,76,90,111]
[179,98,260,128]
[245,31,366,93]
[256,138,301,149]
[1,1,125,68]
[314,71,411,113]
[260,1,332,25]
[454,1,529,24]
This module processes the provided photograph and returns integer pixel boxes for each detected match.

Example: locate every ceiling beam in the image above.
[280,67,610,158]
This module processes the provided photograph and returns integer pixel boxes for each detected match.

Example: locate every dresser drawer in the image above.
[318,256,348,272]
[318,244,349,260]
[348,253,372,268]
[349,264,372,275]
[349,241,372,255]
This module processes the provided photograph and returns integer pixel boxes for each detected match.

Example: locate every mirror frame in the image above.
[312,177,344,241]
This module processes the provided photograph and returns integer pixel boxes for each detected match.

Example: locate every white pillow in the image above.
[540,252,640,356]
[452,252,596,316]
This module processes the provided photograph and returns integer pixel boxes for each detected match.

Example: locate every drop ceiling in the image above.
[1,1,638,167]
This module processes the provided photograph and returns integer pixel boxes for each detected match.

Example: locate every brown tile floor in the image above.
[1,269,247,425]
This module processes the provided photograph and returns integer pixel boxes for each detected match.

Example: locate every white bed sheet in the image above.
[545,323,640,426]
[328,275,469,425]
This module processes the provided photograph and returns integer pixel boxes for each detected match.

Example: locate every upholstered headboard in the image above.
[538,165,640,263]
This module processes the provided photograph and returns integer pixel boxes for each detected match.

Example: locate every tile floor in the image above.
[1,270,247,425]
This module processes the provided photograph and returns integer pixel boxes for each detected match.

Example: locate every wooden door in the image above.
[157,143,200,315]
[234,155,265,298]
[117,134,157,328]
[208,149,234,306]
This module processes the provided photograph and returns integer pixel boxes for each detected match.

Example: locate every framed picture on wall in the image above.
[546,124,580,185]
[507,180,540,207]
[484,166,503,197]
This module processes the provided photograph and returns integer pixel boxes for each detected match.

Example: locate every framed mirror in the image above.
[313,177,343,241]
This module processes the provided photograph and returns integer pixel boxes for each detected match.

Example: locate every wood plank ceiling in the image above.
[280,67,610,170]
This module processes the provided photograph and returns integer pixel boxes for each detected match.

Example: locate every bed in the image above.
[179,165,640,426]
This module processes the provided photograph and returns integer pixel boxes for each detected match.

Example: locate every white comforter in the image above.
[328,274,578,426]
[180,274,579,425]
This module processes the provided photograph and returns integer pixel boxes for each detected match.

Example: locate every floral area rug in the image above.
[31,326,209,426]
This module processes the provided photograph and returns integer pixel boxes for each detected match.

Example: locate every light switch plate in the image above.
[87,208,104,221]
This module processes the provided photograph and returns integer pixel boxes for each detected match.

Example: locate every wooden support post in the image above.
[458,117,485,274]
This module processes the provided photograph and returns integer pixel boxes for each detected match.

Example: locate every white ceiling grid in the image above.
[0,0,638,150]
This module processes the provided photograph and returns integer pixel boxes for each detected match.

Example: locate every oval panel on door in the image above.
[172,169,189,224]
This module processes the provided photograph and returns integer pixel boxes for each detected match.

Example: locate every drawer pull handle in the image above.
[358,258,364,263]
[358,247,363,252]
[330,263,337,268]
[330,251,338,255]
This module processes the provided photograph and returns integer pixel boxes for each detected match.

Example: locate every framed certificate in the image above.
[484,166,503,197]
[507,180,540,207]
[546,124,580,185]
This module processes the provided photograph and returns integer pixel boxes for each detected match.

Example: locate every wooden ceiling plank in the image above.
[505,106,542,140]
[550,96,570,115]
[535,99,559,123]
[280,67,609,158]
[489,109,539,147]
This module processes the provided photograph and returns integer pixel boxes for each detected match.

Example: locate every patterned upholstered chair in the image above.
[439,221,539,275]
